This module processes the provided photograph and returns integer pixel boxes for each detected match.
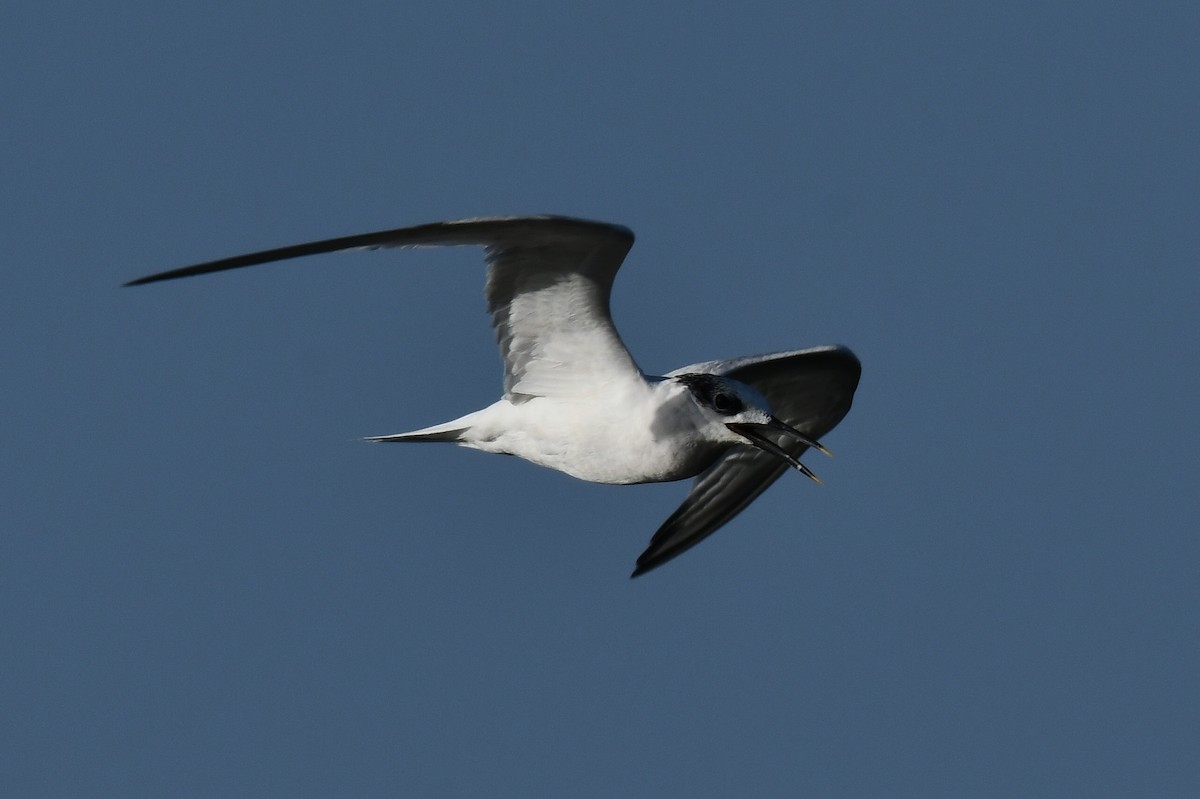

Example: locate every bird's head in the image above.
[673,372,830,483]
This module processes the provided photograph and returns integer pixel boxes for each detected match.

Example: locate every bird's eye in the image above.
[712,392,742,414]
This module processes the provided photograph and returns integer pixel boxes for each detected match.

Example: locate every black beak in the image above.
[726,418,831,485]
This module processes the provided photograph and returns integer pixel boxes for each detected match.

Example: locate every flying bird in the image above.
[127,215,860,576]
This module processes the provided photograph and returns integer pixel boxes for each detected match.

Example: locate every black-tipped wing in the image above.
[632,346,861,577]
[127,215,644,399]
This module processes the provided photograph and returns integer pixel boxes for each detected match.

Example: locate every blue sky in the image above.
[4,2,1198,796]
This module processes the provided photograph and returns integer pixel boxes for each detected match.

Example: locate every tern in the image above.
[127,215,860,576]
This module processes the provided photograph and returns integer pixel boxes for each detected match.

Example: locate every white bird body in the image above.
[397,378,728,485]
[128,215,861,576]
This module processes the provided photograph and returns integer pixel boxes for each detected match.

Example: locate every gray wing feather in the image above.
[632,345,861,577]
[480,220,639,398]
[126,215,642,399]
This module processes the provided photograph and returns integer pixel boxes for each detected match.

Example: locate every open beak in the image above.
[726,418,831,485]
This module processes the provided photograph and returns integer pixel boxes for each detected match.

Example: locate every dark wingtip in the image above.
[629,553,664,579]
[123,266,203,287]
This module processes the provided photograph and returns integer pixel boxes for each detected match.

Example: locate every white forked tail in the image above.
[363,405,498,444]
[365,420,470,443]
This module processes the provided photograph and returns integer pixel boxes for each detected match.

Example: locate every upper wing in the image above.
[126,215,644,400]
[632,345,861,577]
